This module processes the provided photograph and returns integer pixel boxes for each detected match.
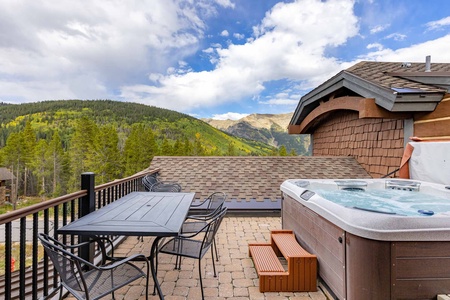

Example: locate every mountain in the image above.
[0,100,275,156]
[0,100,282,197]
[202,113,310,155]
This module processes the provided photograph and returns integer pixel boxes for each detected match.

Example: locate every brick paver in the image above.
[65,217,328,300]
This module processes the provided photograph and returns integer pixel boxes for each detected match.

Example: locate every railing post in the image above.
[80,172,95,265]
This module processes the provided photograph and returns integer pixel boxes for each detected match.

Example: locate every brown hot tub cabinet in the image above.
[282,193,450,300]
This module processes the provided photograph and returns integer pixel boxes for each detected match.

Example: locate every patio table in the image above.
[58,191,195,300]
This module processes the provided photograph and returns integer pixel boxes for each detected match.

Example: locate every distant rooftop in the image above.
[0,167,14,181]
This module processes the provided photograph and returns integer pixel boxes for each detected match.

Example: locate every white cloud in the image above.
[260,98,298,106]
[259,91,299,106]
[202,47,215,54]
[370,24,390,34]
[233,33,245,40]
[220,30,229,37]
[385,33,407,41]
[122,0,359,112]
[214,0,235,9]
[426,16,450,31]
[0,0,216,103]
[367,43,384,51]
[211,112,249,120]
[353,34,450,63]
[5,0,449,118]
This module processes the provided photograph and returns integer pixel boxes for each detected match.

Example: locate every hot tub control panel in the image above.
[300,190,315,201]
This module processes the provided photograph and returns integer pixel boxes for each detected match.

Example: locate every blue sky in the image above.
[1,0,450,120]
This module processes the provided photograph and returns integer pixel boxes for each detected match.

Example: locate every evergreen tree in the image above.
[270,147,279,156]
[21,122,37,196]
[47,131,68,196]
[227,142,236,156]
[279,145,288,156]
[183,137,192,156]
[32,139,50,196]
[172,138,183,156]
[95,125,121,183]
[68,116,100,191]
[160,137,173,156]
[193,133,205,156]
[123,124,158,176]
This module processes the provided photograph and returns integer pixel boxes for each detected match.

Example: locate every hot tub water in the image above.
[314,188,450,216]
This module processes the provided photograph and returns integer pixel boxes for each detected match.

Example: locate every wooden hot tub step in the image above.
[248,230,317,293]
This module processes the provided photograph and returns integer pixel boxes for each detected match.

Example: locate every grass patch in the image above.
[0,242,45,276]
[0,197,45,215]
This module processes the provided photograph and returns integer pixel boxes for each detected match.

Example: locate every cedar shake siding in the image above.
[312,111,404,178]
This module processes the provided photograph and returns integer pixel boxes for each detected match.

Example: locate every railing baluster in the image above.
[63,202,68,245]
[19,217,26,299]
[102,188,106,208]
[5,222,12,300]
[32,213,38,300]
[71,199,76,246]
[43,209,49,297]
[53,205,59,288]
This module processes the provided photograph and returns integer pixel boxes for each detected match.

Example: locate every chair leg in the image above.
[176,239,183,270]
[176,255,182,270]
[153,249,159,295]
[145,259,150,300]
[210,246,217,277]
[198,258,204,300]
[213,238,219,261]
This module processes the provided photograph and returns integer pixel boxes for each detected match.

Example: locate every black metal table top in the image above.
[58,192,195,236]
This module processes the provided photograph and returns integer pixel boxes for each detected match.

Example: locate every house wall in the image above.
[414,95,450,139]
[312,111,404,178]
[0,186,5,205]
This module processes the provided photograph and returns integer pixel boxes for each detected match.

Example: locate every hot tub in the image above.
[281,178,450,300]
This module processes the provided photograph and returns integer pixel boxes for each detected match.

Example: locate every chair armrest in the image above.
[62,236,115,264]
[187,204,223,219]
[98,254,149,270]
[189,200,208,208]
[178,222,210,239]
[185,212,217,221]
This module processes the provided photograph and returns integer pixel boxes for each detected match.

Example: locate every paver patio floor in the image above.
[66,216,328,300]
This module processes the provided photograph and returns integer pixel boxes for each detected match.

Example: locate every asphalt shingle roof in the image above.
[149,156,371,203]
[0,167,14,181]
[345,61,450,93]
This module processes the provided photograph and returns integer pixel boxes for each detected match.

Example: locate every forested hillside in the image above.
[0,100,276,199]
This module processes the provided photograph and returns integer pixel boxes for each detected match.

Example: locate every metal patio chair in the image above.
[38,233,149,300]
[142,173,159,191]
[150,181,182,192]
[187,191,227,218]
[142,173,182,192]
[157,207,227,299]
[180,192,227,266]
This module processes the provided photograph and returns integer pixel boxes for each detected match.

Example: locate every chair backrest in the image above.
[38,233,88,296]
[142,174,159,191]
[205,192,227,215]
[150,181,182,192]
[200,207,227,257]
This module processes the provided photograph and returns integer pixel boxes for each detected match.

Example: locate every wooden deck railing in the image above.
[0,169,160,300]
